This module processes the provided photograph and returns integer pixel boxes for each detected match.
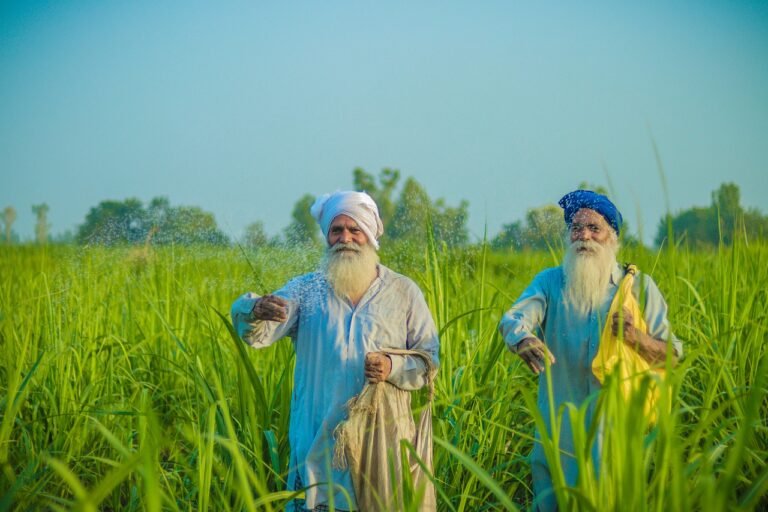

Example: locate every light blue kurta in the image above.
[499,263,680,511]
[231,264,439,510]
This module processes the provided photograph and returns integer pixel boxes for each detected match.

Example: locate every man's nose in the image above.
[339,229,352,243]
[573,227,590,241]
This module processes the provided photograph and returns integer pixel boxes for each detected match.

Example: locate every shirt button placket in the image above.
[347,310,356,358]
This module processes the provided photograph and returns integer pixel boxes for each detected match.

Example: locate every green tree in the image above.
[492,204,563,250]
[76,197,229,246]
[284,194,320,245]
[155,205,229,245]
[433,198,469,247]
[77,198,146,245]
[243,221,269,248]
[31,203,50,244]
[491,221,524,250]
[353,167,400,225]
[654,182,768,247]
[388,177,469,247]
[147,196,171,228]
[388,177,432,243]
[656,208,716,248]
[524,204,562,249]
[3,206,16,244]
[712,182,741,244]
[743,207,768,241]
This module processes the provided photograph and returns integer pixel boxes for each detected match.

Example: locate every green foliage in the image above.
[353,167,400,225]
[525,204,562,249]
[655,183,768,247]
[242,221,269,249]
[76,197,229,246]
[491,221,524,251]
[432,197,470,248]
[362,175,470,248]
[1,237,765,510]
[155,206,228,245]
[388,177,431,241]
[492,204,563,251]
[283,193,320,246]
[352,168,470,247]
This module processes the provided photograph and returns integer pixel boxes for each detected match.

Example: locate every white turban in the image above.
[310,191,384,249]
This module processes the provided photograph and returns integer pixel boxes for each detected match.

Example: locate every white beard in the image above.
[322,242,379,300]
[562,237,619,315]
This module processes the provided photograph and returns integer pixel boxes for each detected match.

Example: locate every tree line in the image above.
[654,182,768,247]
[246,168,469,249]
[2,176,765,248]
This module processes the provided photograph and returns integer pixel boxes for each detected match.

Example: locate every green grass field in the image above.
[1,240,766,511]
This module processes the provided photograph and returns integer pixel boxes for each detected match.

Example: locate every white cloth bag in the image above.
[333,349,437,511]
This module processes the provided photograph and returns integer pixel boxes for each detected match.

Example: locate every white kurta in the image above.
[231,264,439,509]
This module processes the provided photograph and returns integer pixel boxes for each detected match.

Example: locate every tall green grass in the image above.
[0,239,765,510]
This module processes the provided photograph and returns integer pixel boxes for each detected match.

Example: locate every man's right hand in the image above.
[516,337,556,375]
[251,295,289,323]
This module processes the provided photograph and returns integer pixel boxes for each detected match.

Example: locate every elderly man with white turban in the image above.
[231,190,440,511]
[499,190,682,511]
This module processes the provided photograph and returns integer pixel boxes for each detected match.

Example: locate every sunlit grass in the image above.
[0,239,766,510]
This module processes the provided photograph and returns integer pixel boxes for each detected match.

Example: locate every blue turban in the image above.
[558,190,623,233]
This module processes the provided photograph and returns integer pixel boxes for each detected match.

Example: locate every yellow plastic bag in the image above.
[592,265,665,423]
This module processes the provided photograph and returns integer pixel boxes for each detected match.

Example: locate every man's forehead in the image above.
[571,208,608,225]
[330,214,359,227]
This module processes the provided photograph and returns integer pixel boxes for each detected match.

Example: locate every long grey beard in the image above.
[322,243,379,299]
[562,238,618,315]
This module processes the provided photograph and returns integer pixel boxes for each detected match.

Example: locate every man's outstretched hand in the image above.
[251,295,289,323]
[517,337,556,375]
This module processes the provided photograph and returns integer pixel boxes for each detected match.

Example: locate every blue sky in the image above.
[1,0,766,244]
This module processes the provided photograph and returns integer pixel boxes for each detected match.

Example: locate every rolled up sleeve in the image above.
[638,273,683,359]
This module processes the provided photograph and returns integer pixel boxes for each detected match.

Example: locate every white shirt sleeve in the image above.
[636,272,683,359]
[499,270,550,353]
[386,282,440,390]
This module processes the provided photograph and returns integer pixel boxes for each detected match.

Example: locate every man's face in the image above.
[328,214,369,248]
[563,208,618,314]
[323,214,378,298]
[568,208,613,251]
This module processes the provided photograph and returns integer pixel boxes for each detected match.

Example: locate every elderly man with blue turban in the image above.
[231,190,439,511]
[499,190,682,511]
